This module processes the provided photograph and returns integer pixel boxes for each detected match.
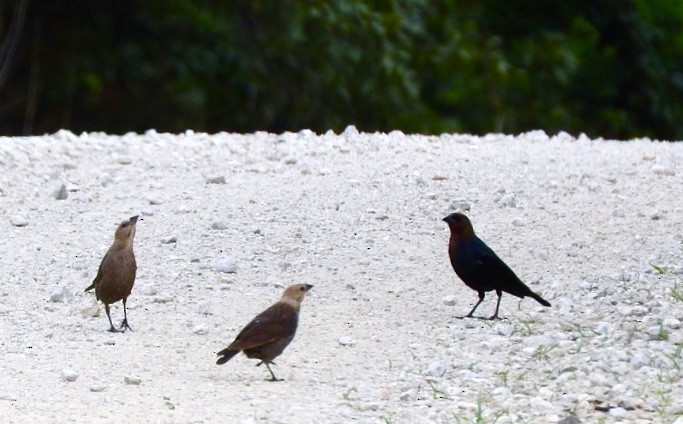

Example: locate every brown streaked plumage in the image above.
[216,283,313,381]
[443,212,550,320]
[85,215,139,332]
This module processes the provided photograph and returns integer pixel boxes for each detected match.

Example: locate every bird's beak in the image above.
[305,284,313,291]
[442,216,449,223]
[129,215,139,224]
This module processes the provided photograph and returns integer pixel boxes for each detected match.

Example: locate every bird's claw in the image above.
[119,319,133,331]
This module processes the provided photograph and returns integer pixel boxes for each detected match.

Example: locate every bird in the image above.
[85,215,139,332]
[443,212,550,320]
[216,283,313,381]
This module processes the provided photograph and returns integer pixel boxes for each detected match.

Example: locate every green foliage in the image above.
[1,0,683,138]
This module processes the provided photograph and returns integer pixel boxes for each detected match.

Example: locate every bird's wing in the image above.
[471,238,531,297]
[85,251,109,292]
[228,302,298,351]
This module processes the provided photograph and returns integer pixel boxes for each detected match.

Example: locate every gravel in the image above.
[0,129,681,423]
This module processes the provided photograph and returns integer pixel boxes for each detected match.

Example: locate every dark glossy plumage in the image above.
[443,212,550,319]
[216,284,313,381]
[85,215,139,332]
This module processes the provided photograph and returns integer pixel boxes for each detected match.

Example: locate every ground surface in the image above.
[0,129,681,424]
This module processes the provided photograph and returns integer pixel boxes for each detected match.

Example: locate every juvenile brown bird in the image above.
[85,215,139,332]
[216,284,313,381]
[443,212,550,320]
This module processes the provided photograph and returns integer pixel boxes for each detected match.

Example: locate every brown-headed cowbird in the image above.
[85,216,138,332]
[216,283,313,381]
[443,212,550,320]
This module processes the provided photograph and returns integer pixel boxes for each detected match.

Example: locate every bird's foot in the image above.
[266,377,284,382]
[108,326,123,333]
[120,319,133,331]
[485,315,503,321]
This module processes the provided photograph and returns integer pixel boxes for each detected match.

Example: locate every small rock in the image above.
[450,200,471,212]
[426,193,438,200]
[423,360,445,377]
[651,210,661,220]
[139,285,158,296]
[499,193,516,207]
[432,175,448,181]
[511,217,525,227]
[124,376,142,386]
[198,301,212,315]
[608,407,628,417]
[338,336,355,346]
[442,295,456,306]
[399,389,415,401]
[664,318,681,329]
[55,184,68,200]
[214,257,238,273]
[211,221,227,230]
[89,385,106,392]
[557,414,581,424]
[342,125,359,138]
[117,156,133,165]
[61,369,78,382]
[165,401,176,410]
[206,176,226,184]
[283,157,297,165]
[611,208,625,218]
[100,174,114,187]
[9,214,29,227]
[192,324,208,335]
[160,235,177,244]
[81,305,100,318]
[49,286,72,303]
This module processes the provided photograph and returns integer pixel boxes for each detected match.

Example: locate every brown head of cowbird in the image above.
[85,215,139,332]
[443,212,550,320]
[216,283,313,381]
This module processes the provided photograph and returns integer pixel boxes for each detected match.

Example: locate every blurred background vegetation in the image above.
[1,0,682,139]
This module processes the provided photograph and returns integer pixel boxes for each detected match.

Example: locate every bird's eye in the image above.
[121,223,129,228]
[300,286,306,291]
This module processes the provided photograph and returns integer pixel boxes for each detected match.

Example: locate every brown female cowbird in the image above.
[216,283,313,381]
[84,216,138,332]
[443,212,550,320]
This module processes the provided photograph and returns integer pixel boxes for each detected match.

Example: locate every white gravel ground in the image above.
[0,128,682,423]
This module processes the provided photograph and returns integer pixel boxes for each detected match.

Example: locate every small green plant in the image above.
[665,343,683,371]
[532,344,556,361]
[650,263,667,274]
[657,324,669,341]
[427,381,450,400]
[498,370,509,386]
[671,281,683,302]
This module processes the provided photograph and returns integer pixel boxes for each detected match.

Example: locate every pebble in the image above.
[399,389,415,401]
[338,336,355,346]
[214,257,238,273]
[81,305,100,317]
[611,208,625,218]
[139,285,158,296]
[423,360,445,377]
[557,415,581,424]
[450,200,471,212]
[192,324,208,335]
[89,385,106,392]
[664,318,681,329]
[211,221,227,230]
[499,193,517,207]
[9,214,29,227]
[160,235,177,244]
[198,301,213,315]
[442,295,456,306]
[124,376,142,386]
[511,217,525,227]
[49,286,72,303]
[60,369,78,382]
[206,176,226,184]
[54,184,68,200]
[426,193,438,200]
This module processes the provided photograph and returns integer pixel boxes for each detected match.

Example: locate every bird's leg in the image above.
[465,292,486,318]
[264,362,282,382]
[488,290,503,320]
[105,304,121,333]
[119,298,133,331]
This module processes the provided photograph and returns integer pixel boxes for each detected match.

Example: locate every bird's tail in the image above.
[216,348,240,365]
[84,282,95,292]
[530,292,551,307]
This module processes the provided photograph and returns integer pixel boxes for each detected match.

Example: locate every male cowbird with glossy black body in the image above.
[216,284,313,381]
[443,212,550,320]
[85,216,138,332]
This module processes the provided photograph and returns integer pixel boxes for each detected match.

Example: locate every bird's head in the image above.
[282,283,313,305]
[442,212,475,237]
[114,215,139,247]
